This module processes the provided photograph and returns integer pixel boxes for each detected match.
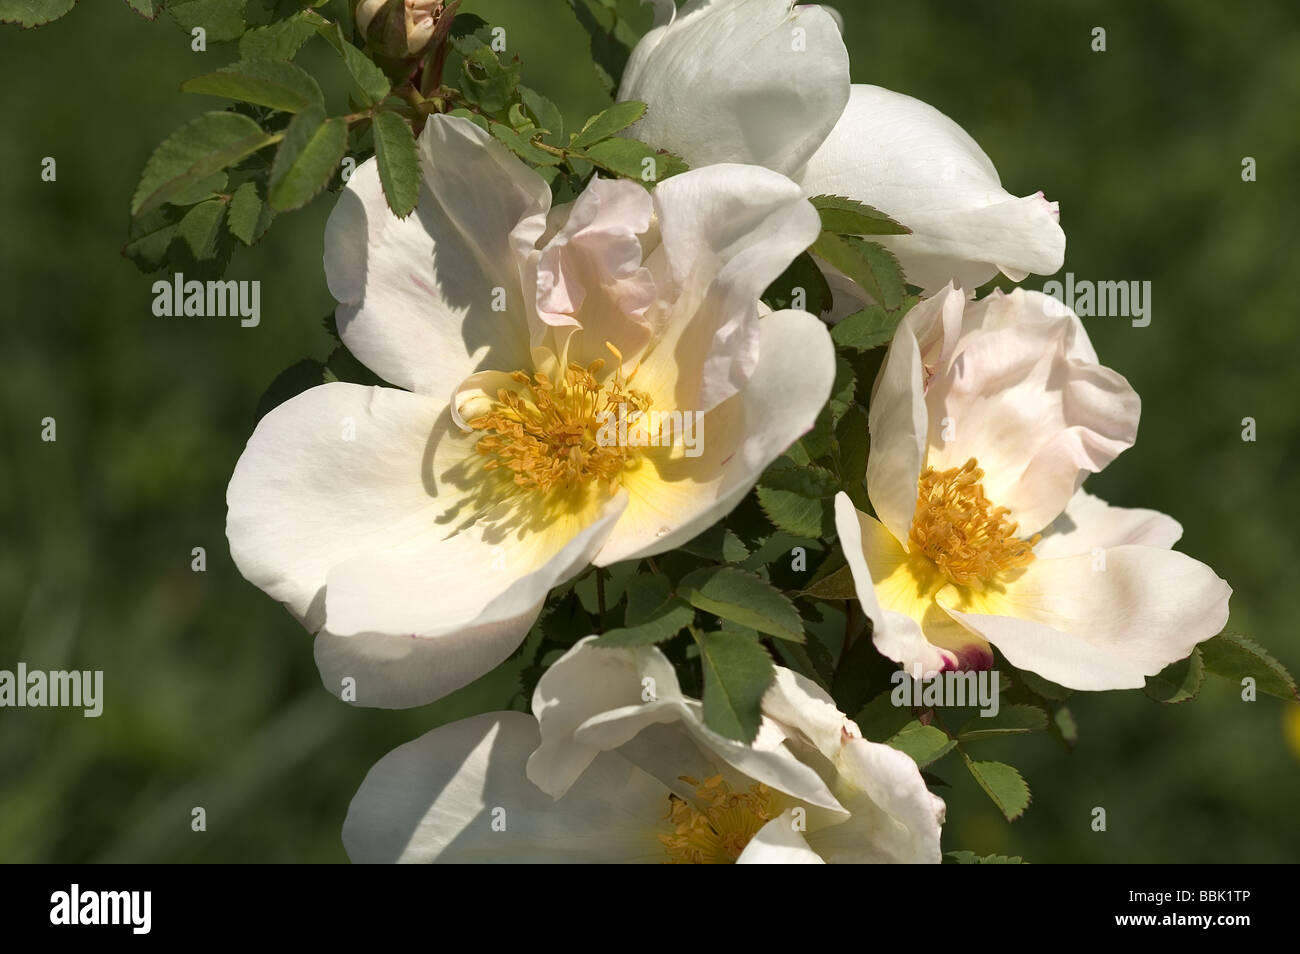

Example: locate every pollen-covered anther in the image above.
[659,775,780,864]
[909,457,1040,589]
[467,351,652,494]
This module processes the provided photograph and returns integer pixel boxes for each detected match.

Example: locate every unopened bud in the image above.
[356,0,444,58]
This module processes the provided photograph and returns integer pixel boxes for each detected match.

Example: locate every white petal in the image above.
[863,295,935,545]
[323,491,627,638]
[736,811,826,864]
[643,164,824,414]
[925,290,1140,535]
[619,0,849,178]
[226,382,460,633]
[834,494,964,676]
[796,85,1065,294]
[323,115,548,396]
[1034,489,1183,560]
[941,545,1232,690]
[343,712,669,862]
[313,606,542,709]
[527,636,685,798]
[805,737,945,863]
[595,308,834,564]
[761,665,855,759]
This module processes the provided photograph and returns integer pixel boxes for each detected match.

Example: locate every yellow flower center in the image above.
[908,458,1039,590]
[467,350,653,495]
[659,775,780,864]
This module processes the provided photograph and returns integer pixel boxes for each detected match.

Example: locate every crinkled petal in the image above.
[804,737,945,863]
[619,0,850,178]
[796,84,1065,294]
[638,165,823,415]
[596,308,834,564]
[736,811,827,863]
[323,115,548,396]
[1034,489,1183,560]
[527,636,685,798]
[925,290,1140,535]
[940,545,1232,690]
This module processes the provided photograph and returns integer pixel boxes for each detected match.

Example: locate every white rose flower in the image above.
[619,0,1066,297]
[343,638,945,863]
[225,115,834,709]
[834,285,1231,689]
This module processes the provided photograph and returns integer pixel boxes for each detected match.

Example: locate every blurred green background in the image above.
[1,0,1297,862]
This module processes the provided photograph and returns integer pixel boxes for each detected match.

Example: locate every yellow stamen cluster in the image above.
[468,354,652,494]
[909,458,1039,590]
[660,775,780,864]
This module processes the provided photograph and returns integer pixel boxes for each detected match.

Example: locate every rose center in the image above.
[909,457,1039,590]
[468,355,652,494]
[660,775,780,864]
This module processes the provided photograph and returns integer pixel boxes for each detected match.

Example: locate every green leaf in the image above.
[595,599,694,647]
[623,574,670,625]
[571,100,647,148]
[322,23,391,106]
[371,110,421,218]
[762,251,833,316]
[489,122,560,166]
[695,630,775,743]
[238,9,325,59]
[797,564,856,601]
[456,37,521,114]
[810,194,910,236]
[760,464,840,499]
[812,233,906,311]
[831,304,906,352]
[564,0,632,92]
[131,112,276,217]
[831,629,895,717]
[227,180,273,245]
[255,359,327,423]
[945,850,1025,864]
[0,0,74,26]
[182,58,324,113]
[519,86,564,146]
[573,137,688,183]
[447,106,489,134]
[1199,631,1299,701]
[754,486,832,538]
[886,720,957,768]
[854,689,915,742]
[835,405,870,508]
[267,106,347,212]
[124,0,159,19]
[172,197,226,259]
[678,566,803,643]
[122,202,229,277]
[1143,648,1206,704]
[1018,669,1073,701]
[957,704,1049,740]
[679,524,750,564]
[168,0,246,43]
[962,754,1031,822]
